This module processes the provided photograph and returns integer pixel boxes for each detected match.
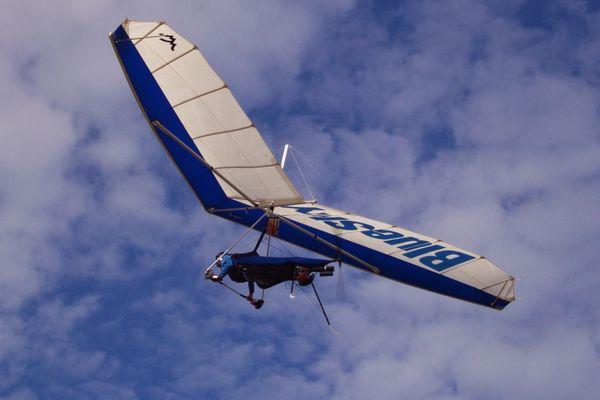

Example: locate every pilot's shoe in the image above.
[252,299,264,309]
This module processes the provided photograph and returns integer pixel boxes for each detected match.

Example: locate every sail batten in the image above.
[192,123,253,140]
[214,163,279,170]
[171,84,227,108]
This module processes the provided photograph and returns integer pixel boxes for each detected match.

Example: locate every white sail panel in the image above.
[196,126,300,202]
[123,20,304,206]
[177,89,251,135]
[443,258,515,298]
[133,23,195,70]
[153,52,224,105]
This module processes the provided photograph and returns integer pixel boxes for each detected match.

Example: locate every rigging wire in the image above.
[266,233,271,256]
[289,148,315,200]
[256,236,288,256]
[289,146,336,193]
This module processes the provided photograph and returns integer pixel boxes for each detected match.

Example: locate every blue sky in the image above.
[0,1,599,399]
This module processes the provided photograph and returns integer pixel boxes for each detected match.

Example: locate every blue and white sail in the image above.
[110,20,515,310]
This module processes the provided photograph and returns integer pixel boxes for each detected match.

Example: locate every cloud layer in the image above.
[0,0,598,399]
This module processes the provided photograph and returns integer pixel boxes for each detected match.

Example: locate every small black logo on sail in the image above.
[159,33,177,51]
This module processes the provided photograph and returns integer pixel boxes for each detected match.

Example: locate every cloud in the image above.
[0,0,598,399]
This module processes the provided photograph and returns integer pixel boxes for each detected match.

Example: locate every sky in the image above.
[0,0,599,399]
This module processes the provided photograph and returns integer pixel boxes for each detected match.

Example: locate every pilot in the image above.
[210,253,263,308]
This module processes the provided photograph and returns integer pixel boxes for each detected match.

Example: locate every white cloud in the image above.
[0,0,598,399]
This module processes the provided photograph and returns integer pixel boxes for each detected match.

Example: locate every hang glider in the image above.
[109,19,515,310]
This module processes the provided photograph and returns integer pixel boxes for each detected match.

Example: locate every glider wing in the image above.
[110,20,515,310]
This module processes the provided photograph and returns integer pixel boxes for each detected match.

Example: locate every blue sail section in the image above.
[110,23,510,310]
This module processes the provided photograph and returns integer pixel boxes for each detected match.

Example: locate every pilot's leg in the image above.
[247,280,264,309]
[246,280,255,300]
